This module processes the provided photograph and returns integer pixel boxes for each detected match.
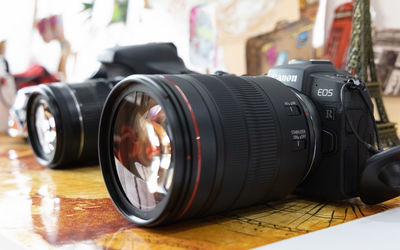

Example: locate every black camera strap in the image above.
[340,80,382,154]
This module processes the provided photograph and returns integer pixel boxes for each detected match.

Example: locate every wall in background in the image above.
[371,0,400,30]
[0,0,300,79]
[1,0,399,80]
[324,0,400,40]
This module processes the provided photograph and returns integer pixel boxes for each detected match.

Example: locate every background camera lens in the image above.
[27,80,116,168]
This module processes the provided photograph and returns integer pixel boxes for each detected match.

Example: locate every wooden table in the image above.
[1,135,400,249]
[0,97,399,249]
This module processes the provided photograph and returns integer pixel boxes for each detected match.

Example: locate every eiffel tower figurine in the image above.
[347,0,399,147]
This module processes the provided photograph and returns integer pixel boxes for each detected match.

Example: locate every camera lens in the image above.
[99,74,320,226]
[27,80,116,168]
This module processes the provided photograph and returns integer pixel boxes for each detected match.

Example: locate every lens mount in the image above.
[291,90,321,181]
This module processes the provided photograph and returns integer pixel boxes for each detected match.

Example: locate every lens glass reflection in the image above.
[113,92,173,211]
[35,100,57,155]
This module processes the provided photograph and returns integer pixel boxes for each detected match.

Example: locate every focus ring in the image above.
[188,74,279,212]
[70,80,115,163]
[188,75,249,213]
[218,76,279,208]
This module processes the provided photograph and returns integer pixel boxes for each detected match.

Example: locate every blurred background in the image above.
[0,0,399,79]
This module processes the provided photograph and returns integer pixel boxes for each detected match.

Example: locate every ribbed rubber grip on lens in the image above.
[70,80,115,163]
[190,74,280,212]
[220,76,279,208]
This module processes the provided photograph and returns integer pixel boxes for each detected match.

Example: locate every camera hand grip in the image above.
[360,145,400,204]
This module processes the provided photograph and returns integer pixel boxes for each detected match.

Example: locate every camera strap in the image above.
[340,80,382,154]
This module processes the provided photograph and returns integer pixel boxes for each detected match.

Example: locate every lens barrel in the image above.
[27,79,116,168]
[99,74,320,226]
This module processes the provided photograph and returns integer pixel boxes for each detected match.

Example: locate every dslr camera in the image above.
[99,59,397,226]
[26,43,193,168]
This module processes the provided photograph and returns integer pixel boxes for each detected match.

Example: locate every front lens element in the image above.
[113,92,173,211]
[35,100,57,155]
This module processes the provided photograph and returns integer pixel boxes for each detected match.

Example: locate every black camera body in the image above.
[99,58,400,227]
[268,60,375,200]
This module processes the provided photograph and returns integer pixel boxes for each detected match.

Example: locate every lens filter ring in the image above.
[99,75,190,226]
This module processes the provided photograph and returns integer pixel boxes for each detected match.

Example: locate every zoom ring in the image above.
[70,80,114,163]
[221,76,279,208]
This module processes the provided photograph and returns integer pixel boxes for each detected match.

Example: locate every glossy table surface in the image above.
[1,133,400,249]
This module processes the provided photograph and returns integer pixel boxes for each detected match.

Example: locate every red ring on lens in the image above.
[163,76,202,219]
